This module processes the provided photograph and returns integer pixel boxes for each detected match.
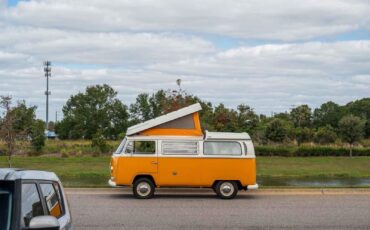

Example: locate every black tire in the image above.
[215,181,238,199]
[133,178,155,199]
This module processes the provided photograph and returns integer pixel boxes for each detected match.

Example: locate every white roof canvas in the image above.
[126,103,202,136]
[205,130,251,140]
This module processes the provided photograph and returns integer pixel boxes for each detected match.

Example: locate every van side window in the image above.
[162,141,198,155]
[115,138,127,154]
[243,142,248,155]
[40,183,64,218]
[203,141,242,155]
[125,141,133,154]
[127,141,156,154]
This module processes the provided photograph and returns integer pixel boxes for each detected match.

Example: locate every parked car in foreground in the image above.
[0,168,72,230]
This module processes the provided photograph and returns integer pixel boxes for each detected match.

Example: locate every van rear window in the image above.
[203,141,242,155]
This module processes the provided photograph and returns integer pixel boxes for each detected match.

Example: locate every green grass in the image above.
[0,156,111,187]
[1,156,369,187]
[257,157,370,178]
[0,139,120,156]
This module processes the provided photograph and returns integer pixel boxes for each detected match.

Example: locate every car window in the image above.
[203,141,242,155]
[162,141,198,155]
[0,182,14,230]
[115,138,127,154]
[21,183,44,227]
[126,141,156,154]
[40,183,63,218]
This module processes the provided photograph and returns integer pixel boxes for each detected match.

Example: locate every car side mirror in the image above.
[28,216,60,230]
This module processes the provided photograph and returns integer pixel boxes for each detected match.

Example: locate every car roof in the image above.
[0,168,60,181]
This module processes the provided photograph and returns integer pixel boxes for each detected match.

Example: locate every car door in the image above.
[157,140,202,186]
[119,140,158,184]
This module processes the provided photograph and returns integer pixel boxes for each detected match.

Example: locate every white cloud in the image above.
[0,0,369,119]
[2,0,370,41]
[1,40,369,118]
[148,41,370,112]
[0,27,215,67]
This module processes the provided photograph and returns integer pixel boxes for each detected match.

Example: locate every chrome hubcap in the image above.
[220,182,234,197]
[222,185,232,193]
[137,182,150,196]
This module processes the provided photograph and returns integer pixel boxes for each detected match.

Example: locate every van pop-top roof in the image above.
[126,103,203,136]
[126,103,251,140]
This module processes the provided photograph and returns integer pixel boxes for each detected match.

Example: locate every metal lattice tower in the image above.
[44,61,51,131]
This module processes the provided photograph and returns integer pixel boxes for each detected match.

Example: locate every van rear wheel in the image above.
[215,181,238,199]
[133,178,155,199]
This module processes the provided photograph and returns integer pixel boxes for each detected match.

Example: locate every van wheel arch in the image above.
[212,180,243,190]
[132,175,156,187]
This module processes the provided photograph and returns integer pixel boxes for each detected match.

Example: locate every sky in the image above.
[0,0,369,120]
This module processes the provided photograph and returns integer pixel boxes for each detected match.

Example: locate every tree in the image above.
[294,127,313,146]
[339,115,365,157]
[213,103,238,132]
[314,125,337,144]
[0,97,40,165]
[344,98,370,138]
[129,90,166,123]
[265,118,289,143]
[290,105,312,128]
[30,119,46,152]
[57,84,129,139]
[236,104,259,134]
[0,96,17,167]
[129,89,215,131]
[313,101,342,128]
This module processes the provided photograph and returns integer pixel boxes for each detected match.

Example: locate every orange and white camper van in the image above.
[109,103,258,199]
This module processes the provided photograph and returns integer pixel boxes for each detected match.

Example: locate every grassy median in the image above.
[0,156,369,187]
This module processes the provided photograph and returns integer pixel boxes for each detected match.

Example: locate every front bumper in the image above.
[247,184,259,190]
[108,179,117,187]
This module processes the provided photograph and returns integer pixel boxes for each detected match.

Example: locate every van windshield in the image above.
[114,138,127,154]
[0,181,14,230]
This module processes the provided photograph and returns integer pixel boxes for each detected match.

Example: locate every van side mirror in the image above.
[28,216,60,230]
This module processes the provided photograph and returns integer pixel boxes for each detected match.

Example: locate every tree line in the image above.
[1,84,369,157]
[55,84,368,153]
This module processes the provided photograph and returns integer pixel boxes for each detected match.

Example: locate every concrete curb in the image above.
[65,187,370,195]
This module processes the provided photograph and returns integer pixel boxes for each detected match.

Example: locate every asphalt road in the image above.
[67,188,370,230]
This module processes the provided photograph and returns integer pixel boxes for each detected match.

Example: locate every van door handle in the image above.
[151,161,158,165]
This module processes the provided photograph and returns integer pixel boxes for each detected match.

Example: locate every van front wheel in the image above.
[215,181,238,199]
[133,178,155,199]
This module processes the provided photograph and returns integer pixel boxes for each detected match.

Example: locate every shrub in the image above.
[314,125,337,144]
[294,127,314,145]
[255,146,294,157]
[255,145,370,157]
[30,120,45,152]
[118,132,126,140]
[265,119,289,143]
[31,133,45,152]
[91,131,109,154]
[60,148,69,158]
[295,146,347,157]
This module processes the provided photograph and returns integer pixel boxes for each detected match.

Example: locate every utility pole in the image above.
[44,61,51,132]
[176,78,182,91]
